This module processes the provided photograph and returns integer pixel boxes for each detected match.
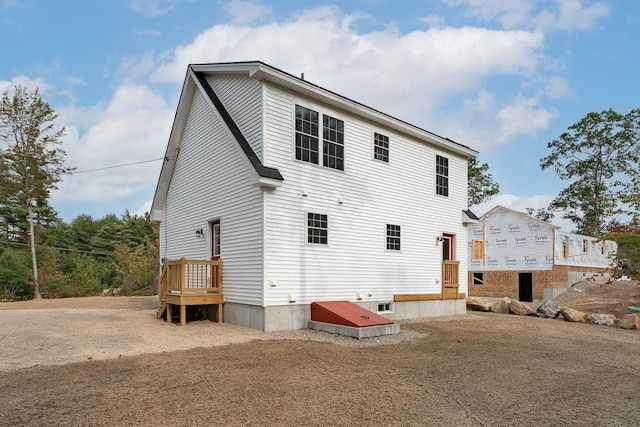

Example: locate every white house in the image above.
[468,206,617,301]
[151,61,478,331]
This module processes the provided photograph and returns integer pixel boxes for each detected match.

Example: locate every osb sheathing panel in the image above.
[470,266,613,300]
[469,270,552,300]
[552,265,611,288]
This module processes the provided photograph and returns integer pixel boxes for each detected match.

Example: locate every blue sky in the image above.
[1,0,638,231]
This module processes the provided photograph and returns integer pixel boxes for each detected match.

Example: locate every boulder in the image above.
[616,313,640,330]
[559,306,588,323]
[509,300,537,316]
[537,300,561,319]
[587,313,616,327]
[466,297,492,312]
[490,297,511,314]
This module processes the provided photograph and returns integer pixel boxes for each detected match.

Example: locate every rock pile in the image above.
[466,296,639,330]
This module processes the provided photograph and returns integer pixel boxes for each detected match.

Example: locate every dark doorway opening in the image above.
[518,273,533,302]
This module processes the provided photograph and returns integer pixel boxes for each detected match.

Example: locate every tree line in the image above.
[0,85,158,301]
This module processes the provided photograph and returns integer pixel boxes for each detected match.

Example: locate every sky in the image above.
[1,0,638,231]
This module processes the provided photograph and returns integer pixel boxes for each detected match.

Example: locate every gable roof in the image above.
[151,61,479,218]
[479,205,559,230]
[193,72,283,181]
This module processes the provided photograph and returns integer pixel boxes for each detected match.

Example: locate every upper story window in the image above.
[307,212,328,245]
[295,105,344,171]
[295,105,319,164]
[322,114,344,170]
[373,132,389,163]
[436,155,449,197]
[386,224,401,251]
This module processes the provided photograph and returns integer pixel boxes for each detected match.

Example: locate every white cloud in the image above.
[421,14,446,28]
[535,0,610,31]
[0,75,51,94]
[443,0,534,29]
[223,0,272,24]
[129,0,189,17]
[443,0,609,31]
[149,5,547,138]
[52,84,173,207]
[496,94,558,141]
[132,29,163,37]
[439,91,557,149]
[134,200,153,217]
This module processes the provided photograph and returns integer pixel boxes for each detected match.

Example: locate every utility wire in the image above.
[71,158,164,175]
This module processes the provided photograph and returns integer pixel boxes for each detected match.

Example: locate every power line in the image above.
[71,158,164,175]
[0,240,112,257]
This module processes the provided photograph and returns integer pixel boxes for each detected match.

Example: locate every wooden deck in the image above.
[157,258,224,326]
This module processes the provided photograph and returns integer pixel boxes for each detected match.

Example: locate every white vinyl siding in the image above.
[206,75,264,160]
[262,83,469,306]
[162,89,264,306]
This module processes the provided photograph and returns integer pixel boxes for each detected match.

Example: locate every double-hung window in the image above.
[295,105,319,164]
[436,155,449,197]
[307,213,328,244]
[323,115,344,170]
[295,105,344,171]
[386,224,401,251]
[374,132,389,162]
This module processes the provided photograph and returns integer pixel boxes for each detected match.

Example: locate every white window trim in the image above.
[385,223,402,252]
[305,211,329,246]
[435,154,449,198]
[377,301,393,313]
[372,131,390,164]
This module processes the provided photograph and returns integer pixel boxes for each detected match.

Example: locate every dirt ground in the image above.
[554,279,640,319]
[0,291,639,426]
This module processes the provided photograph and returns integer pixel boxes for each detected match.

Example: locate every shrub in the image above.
[0,248,33,300]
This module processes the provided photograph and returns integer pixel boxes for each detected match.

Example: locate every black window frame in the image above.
[386,224,401,251]
[373,132,389,163]
[436,155,449,197]
[307,212,328,245]
[322,114,344,170]
[295,105,319,165]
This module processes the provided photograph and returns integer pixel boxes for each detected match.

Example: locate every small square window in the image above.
[473,272,484,285]
[307,213,328,245]
[386,224,401,251]
[374,132,389,162]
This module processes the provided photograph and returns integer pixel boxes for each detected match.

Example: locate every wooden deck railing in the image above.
[442,260,460,299]
[157,258,223,325]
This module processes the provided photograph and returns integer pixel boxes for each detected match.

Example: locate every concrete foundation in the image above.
[223,299,467,331]
[308,320,400,339]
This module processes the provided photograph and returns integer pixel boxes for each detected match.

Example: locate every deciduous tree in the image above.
[540,108,640,235]
[468,157,500,206]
